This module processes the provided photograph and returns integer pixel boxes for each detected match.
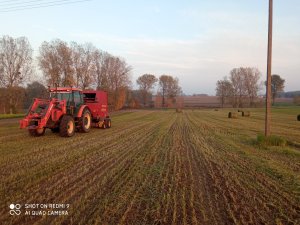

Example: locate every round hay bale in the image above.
[228,112,238,118]
[297,114,300,121]
[242,111,250,117]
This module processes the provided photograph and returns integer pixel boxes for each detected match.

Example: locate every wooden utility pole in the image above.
[265,0,273,136]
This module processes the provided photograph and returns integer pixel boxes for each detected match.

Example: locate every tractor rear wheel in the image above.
[59,115,75,137]
[79,109,91,133]
[28,128,45,137]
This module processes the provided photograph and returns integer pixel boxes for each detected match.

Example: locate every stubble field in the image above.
[0,108,299,225]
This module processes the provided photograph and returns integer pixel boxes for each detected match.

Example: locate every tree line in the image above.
[216,67,285,107]
[135,74,182,108]
[0,35,182,113]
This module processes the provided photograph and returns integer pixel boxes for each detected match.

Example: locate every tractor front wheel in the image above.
[59,115,75,137]
[28,128,45,137]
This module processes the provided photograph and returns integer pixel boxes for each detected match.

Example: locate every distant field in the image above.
[179,96,295,108]
[182,96,220,107]
[0,108,299,224]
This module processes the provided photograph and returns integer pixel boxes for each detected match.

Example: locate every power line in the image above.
[0,0,30,3]
[0,0,75,8]
[0,0,92,12]
[0,0,56,6]
[0,0,91,9]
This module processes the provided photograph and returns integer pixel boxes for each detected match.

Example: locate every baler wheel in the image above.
[107,119,111,128]
[28,128,45,137]
[59,115,75,137]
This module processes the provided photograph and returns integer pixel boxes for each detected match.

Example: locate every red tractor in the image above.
[20,87,111,137]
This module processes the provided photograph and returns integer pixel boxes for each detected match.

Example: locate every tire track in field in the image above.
[171,116,199,225]
[158,120,185,225]
[159,123,175,224]
[178,116,207,225]
[172,117,193,225]
[179,113,230,224]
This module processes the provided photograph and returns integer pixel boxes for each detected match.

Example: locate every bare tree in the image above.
[136,74,157,106]
[229,67,261,107]
[159,75,182,107]
[38,39,74,87]
[56,40,74,86]
[38,41,61,86]
[109,57,131,90]
[0,35,33,113]
[230,68,246,107]
[216,77,233,107]
[242,67,261,106]
[94,50,111,91]
[0,35,33,87]
[72,42,96,89]
[111,57,131,110]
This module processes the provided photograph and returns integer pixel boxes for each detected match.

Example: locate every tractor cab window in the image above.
[50,92,72,102]
[73,91,82,107]
[73,91,82,104]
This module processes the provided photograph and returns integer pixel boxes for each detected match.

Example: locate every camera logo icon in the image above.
[9,204,21,215]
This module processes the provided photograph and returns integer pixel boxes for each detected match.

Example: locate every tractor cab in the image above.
[49,87,84,115]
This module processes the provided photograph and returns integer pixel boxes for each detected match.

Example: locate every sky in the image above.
[0,0,299,95]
